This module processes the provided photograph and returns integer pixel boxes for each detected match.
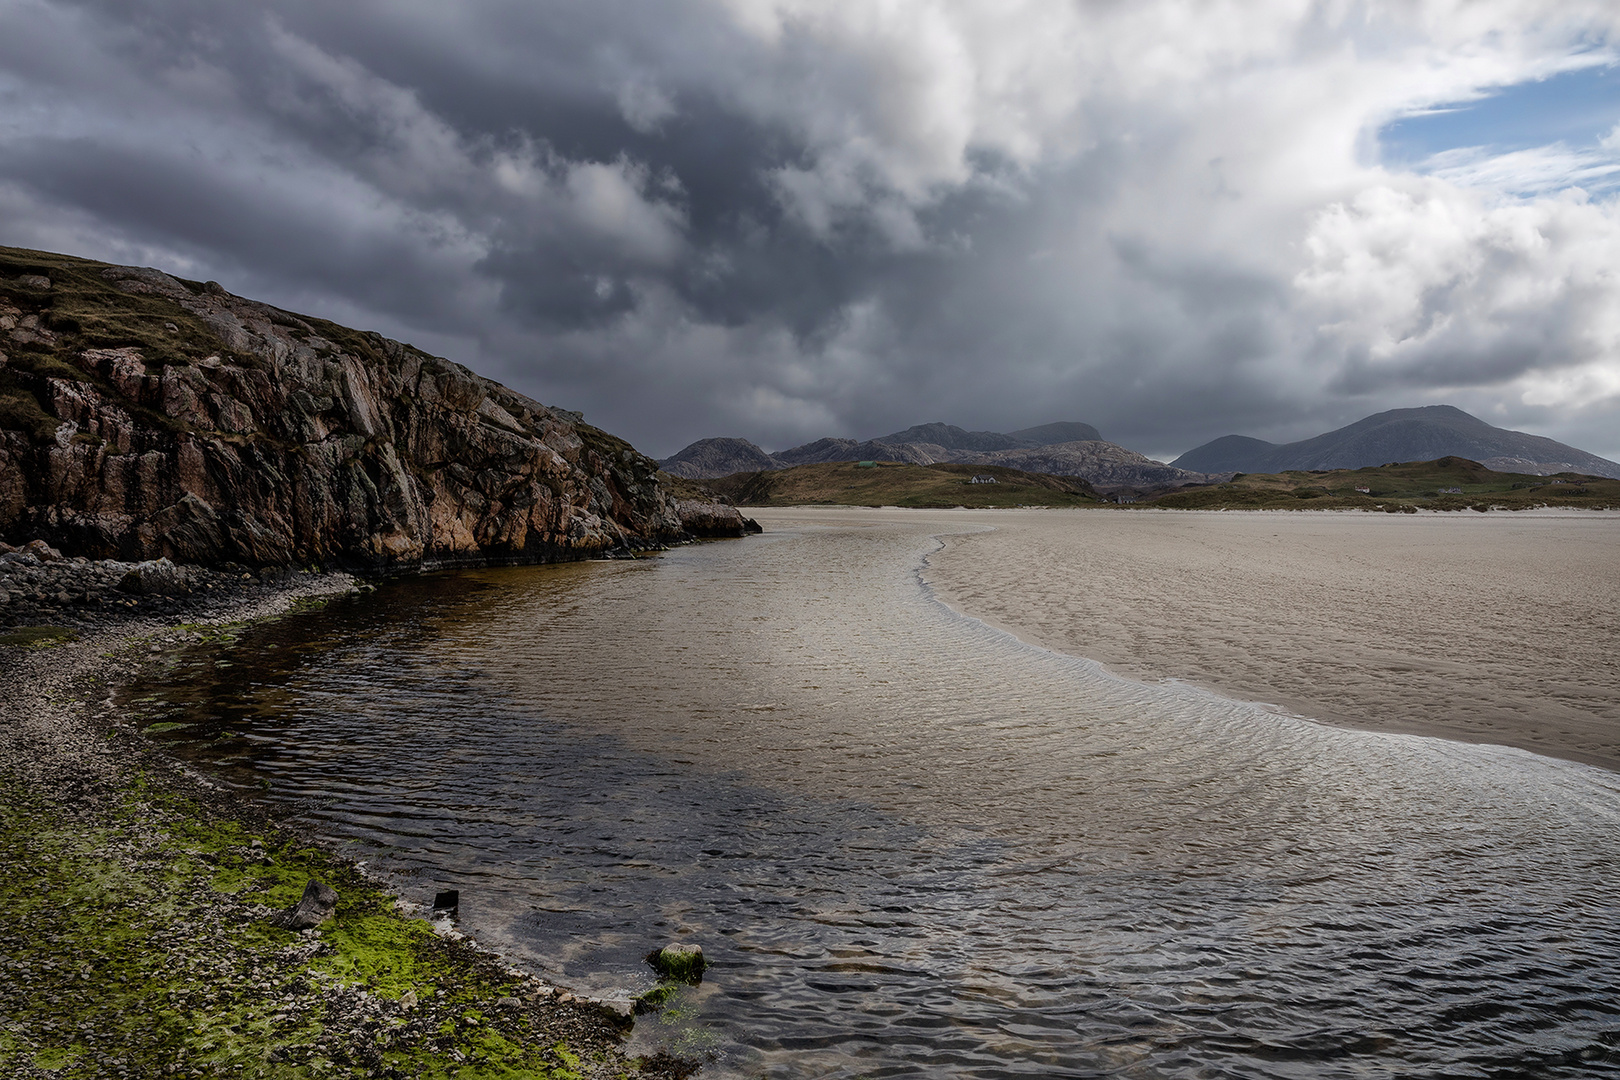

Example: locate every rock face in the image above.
[975,440,1219,490]
[774,437,942,467]
[0,246,749,567]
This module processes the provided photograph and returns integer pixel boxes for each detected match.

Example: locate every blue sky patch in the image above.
[1380,62,1620,170]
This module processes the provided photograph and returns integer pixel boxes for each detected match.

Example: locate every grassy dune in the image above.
[1149,457,1620,511]
[705,461,1101,508]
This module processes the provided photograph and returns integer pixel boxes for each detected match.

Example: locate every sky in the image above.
[3,1,1620,463]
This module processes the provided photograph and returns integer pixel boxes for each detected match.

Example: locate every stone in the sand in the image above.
[591,998,636,1030]
[269,879,338,930]
[117,558,192,596]
[646,942,707,984]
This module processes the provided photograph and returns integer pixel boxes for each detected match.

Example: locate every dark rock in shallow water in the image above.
[646,942,706,984]
[673,498,756,538]
[633,982,683,1015]
[269,879,338,931]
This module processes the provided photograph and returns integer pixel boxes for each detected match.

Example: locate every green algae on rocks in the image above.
[0,777,683,1079]
[0,624,79,648]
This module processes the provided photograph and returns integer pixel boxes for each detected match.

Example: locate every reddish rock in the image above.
[0,249,755,566]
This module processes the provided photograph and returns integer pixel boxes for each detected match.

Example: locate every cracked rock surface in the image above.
[0,247,749,570]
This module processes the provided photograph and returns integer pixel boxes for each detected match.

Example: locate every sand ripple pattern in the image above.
[139,513,1620,1078]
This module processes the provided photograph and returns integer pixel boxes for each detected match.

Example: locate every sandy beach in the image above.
[897,507,1620,772]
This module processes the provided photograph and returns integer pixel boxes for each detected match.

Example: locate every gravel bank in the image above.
[0,562,694,1079]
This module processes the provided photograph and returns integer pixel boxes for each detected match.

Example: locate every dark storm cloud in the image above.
[3,0,1619,461]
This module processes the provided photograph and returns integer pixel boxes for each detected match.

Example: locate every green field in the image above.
[702,461,1102,508]
[1148,457,1620,511]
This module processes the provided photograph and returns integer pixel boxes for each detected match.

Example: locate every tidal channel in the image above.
[131,512,1620,1078]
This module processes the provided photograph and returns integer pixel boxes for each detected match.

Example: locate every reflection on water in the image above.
[133,517,1620,1078]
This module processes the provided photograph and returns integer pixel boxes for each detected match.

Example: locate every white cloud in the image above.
[563,158,687,264]
[7,0,1620,459]
[1423,144,1620,194]
[617,80,677,134]
[1296,182,1620,412]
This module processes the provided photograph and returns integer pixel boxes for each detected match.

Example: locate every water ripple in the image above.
[135,518,1620,1077]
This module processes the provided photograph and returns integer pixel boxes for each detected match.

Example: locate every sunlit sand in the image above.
[761,506,1620,772]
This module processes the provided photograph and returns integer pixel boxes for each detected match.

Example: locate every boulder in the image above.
[673,499,756,538]
[269,879,338,931]
[590,998,637,1030]
[21,539,61,562]
[646,942,707,984]
[118,558,193,596]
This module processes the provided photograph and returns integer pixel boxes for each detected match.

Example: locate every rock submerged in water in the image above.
[268,879,338,931]
[635,942,707,1015]
[0,247,756,568]
[674,499,762,538]
[646,942,707,984]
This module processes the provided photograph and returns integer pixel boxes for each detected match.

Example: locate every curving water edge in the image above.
[132,513,1620,1078]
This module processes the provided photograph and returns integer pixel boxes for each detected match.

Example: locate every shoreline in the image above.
[906,507,1620,776]
[0,568,693,1079]
[922,552,1620,776]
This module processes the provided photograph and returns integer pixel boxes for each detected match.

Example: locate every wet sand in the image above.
[762,507,1620,773]
[925,507,1620,772]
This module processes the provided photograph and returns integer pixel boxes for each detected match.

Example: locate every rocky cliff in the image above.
[0,246,748,568]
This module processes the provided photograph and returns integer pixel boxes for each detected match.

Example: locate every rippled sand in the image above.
[881,506,1620,771]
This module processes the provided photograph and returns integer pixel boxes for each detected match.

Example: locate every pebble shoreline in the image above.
[0,557,694,1079]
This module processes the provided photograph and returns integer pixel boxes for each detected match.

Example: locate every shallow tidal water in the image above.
[135,514,1620,1078]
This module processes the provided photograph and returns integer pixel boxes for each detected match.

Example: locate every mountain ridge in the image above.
[660,420,1217,490]
[1172,405,1620,479]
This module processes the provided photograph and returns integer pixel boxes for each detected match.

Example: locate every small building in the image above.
[1440,486,1462,494]
[969,474,998,484]
[1355,486,1371,494]
[856,460,877,468]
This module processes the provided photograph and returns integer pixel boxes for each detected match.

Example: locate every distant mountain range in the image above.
[660,420,1214,490]
[661,405,1620,493]
[1171,405,1620,479]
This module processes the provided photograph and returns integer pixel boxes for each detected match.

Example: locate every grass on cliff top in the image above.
[0,245,238,444]
[654,474,733,503]
[0,245,230,368]
[705,460,1102,508]
[1147,456,1620,511]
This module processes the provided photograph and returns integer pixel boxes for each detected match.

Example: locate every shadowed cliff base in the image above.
[0,246,750,572]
